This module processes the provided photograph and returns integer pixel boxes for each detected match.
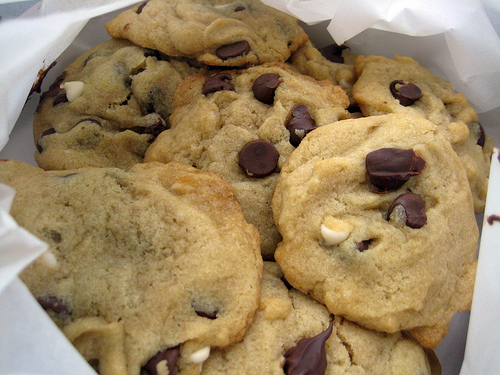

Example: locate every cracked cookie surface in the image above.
[106,0,308,67]
[272,114,478,349]
[34,38,201,170]
[2,161,263,375]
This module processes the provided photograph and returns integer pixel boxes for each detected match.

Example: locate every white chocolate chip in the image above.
[60,81,85,102]
[190,346,210,364]
[39,251,58,269]
[321,216,353,246]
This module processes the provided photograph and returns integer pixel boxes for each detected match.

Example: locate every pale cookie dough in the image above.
[105,0,309,67]
[288,40,358,106]
[144,63,350,259]
[198,262,436,375]
[34,38,201,170]
[272,114,478,349]
[2,161,263,375]
[352,54,493,213]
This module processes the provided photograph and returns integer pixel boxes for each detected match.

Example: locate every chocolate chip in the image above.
[283,321,333,375]
[36,128,57,153]
[37,295,71,315]
[477,122,486,147]
[215,40,250,60]
[30,60,57,97]
[202,72,235,95]
[235,5,246,11]
[319,43,348,64]
[487,214,500,225]
[285,105,317,147]
[238,140,279,177]
[390,80,422,106]
[195,309,218,319]
[142,346,180,375]
[136,0,149,14]
[366,148,425,191]
[387,192,427,228]
[53,93,68,106]
[252,73,282,104]
[356,239,372,251]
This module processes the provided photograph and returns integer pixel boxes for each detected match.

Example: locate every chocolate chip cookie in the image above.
[2,161,263,375]
[105,0,309,67]
[352,54,493,213]
[199,262,436,375]
[34,38,202,171]
[272,114,478,349]
[288,40,358,106]
[144,63,350,259]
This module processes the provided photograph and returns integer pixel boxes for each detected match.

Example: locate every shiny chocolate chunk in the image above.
[235,5,246,11]
[283,321,333,375]
[285,105,317,147]
[53,93,68,106]
[37,295,71,315]
[252,73,282,104]
[387,192,427,228]
[215,40,250,60]
[366,148,425,191]
[319,43,348,64]
[36,128,57,153]
[477,122,486,147]
[195,309,218,320]
[142,346,180,375]
[390,80,422,106]
[239,140,279,177]
[202,72,235,95]
[136,0,149,14]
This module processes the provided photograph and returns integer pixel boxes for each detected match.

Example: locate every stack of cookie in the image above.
[0,0,493,374]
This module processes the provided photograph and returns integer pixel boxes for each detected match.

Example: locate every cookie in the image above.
[105,0,309,67]
[352,54,493,213]
[34,38,202,170]
[272,114,478,349]
[144,63,350,259]
[288,40,358,106]
[2,161,263,375]
[197,262,436,375]
[0,159,43,184]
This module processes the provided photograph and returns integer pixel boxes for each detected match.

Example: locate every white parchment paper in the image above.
[0,1,499,374]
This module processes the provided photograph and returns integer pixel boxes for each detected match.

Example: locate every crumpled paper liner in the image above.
[0,0,499,374]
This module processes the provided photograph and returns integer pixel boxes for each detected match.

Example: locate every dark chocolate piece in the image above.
[30,60,57,96]
[319,43,348,64]
[285,105,317,147]
[195,309,218,319]
[36,128,57,153]
[53,93,68,106]
[390,80,422,106]
[202,72,235,95]
[356,239,372,252]
[477,122,486,147]
[252,73,282,104]
[142,346,181,375]
[238,140,279,178]
[136,0,149,14]
[487,214,500,225]
[215,40,250,60]
[387,192,427,228]
[283,321,333,375]
[37,295,71,315]
[366,148,425,191]
[235,5,246,11]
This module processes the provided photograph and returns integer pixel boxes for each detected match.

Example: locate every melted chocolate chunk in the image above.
[238,140,279,177]
[36,128,57,153]
[283,321,333,375]
[366,148,425,191]
[285,105,317,147]
[252,73,282,104]
[390,80,422,106]
[136,0,149,14]
[387,192,427,228]
[202,72,235,95]
[142,346,180,375]
[487,214,500,225]
[30,60,57,96]
[319,43,348,64]
[53,93,68,106]
[215,40,250,60]
[477,122,486,147]
[37,295,71,315]
[356,239,372,252]
[195,309,218,319]
[235,5,246,11]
